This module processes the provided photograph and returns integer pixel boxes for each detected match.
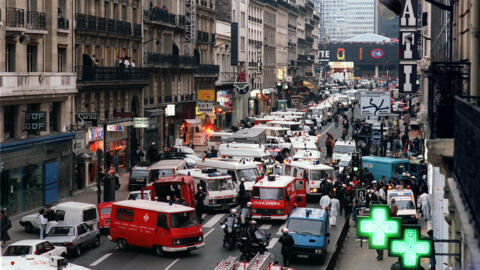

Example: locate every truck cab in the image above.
[250,175,306,220]
[287,207,330,261]
[283,161,334,198]
[178,169,237,210]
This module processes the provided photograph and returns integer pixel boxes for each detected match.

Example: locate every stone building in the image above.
[0,0,77,215]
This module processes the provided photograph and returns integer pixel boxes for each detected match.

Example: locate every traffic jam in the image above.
[2,82,427,270]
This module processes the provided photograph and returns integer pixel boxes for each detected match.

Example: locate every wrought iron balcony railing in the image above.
[145,8,176,25]
[75,13,134,36]
[144,53,197,68]
[453,95,480,236]
[57,17,69,29]
[134,23,141,37]
[6,8,24,27]
[196,64,219,76]
[76,66,151,82]
[26,10,46,30]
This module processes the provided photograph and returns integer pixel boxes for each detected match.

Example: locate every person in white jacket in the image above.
[330,195,340,227]
[419,192,431,220]
[37,209,47,239]
[319,193,331,210]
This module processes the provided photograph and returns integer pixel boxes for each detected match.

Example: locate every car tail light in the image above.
[209,200,214,205]
[65,242,74,246]
[34,251,38,255]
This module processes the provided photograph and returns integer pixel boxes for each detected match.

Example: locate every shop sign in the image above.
[276,68,285,80]
[113,112,132,118]
[318,50,330,62]
[217,90,233,111]
[193,133,206,146]
[185,0,196,43]
[257,47,262,74]
[107,125,125,131]
[133,117,149,128]
[165,104,176,116]
[76,112,98,126]
[399,0,418,93]
[73,130,86,150]
[88,127,104,141]
[24,111,47,131]
[197,102,213,113]
[198,89,215,101]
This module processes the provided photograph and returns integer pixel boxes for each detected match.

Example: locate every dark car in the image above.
[128,166,149,191]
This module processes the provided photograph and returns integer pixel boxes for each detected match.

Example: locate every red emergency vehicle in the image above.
[141,175,196,207]
[109,200,204,256]
[97,201,114,232]
[250,175,306,220]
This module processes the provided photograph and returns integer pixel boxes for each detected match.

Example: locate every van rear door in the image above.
[295,179,306,207]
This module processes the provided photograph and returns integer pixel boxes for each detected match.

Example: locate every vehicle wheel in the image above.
[93,236,100,248]
[154,245,164,257]
[24,222,33,233]
[73,246,82,257]
[117,238,128,250]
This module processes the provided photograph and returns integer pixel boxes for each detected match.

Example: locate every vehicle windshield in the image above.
[100,207,112,215]
[3,245,32,256]
[334,145,355,154]
[339,160,350,167]
[128,192,150,200]
[238,169,260,182]
[131,170,148,179]
[396,200,416,210]
[310,170,333,180]
[252,188,284,200]
[170,211,198,228]
[48,226,75,236]
[207,178,234,191]
[288,218,324,235]
[209,136,222,142]
[153,169,175,177]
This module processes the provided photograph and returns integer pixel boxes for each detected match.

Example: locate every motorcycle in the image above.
[238,229,271,260]
[221,215,238,250]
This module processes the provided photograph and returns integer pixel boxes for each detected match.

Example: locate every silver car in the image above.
[45,223,100,257]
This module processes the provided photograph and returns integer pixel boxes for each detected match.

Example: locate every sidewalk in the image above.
[4,170,131,245]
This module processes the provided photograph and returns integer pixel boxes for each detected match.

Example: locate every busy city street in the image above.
[1,0,479,269]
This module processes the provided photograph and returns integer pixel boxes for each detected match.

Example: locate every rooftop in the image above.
[342,33,393,43]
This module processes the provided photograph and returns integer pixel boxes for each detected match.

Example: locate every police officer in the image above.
[195,187,206,223]
[279,228,295,267]
[238,178,247,207]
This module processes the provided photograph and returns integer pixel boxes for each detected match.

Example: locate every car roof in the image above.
[177,168,232,179]
[334,140,356,146]
[195,158,258,170]
[254,176,297,188]
[153,175,195,184]
[361,156,409,163]
[290,207,327,219]
[149,159,186,170]
[287,161,333,170]
[8,239,50,246]
[113,200,195,213]
[55,201,96,210]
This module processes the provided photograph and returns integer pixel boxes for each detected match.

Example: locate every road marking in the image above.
[276,226,284,235]
[89,253,113,267]
[319,122,335,138]
[203,214,225,228]
[164,258,180,270]
[259,224,272,230]
[204,228,215,238]
[267,237,279,250]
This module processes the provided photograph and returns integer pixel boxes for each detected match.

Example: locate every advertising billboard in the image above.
[318,43,399,64]
[217,90,233,111]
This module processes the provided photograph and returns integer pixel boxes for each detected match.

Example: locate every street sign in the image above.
[389,226,431,269]
[357,204,402,250]
[197,102,213,113]
[372,131,381,146]
[133,117,149,128]
[360,92,391,116]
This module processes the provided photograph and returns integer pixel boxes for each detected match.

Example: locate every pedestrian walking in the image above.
[334,115,339,128]
[0,209,12,247]
[319,192,331,210]
[279,228,295,267]
[37,209,47,239]
[329,195,340,227]
[238,178,247,207]
[419,192,431,220]
[195,187,206,223]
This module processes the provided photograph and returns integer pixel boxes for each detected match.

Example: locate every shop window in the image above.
[22,165,43,212]
[3,105,16,139]
[49,102,60,132]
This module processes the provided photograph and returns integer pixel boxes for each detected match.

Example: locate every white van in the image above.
[148,159,187,182]
[195,158,261,194]
[283,161,334,197]
[217,143,276,174]
[20,202,98,233]
[207,131,233,150]
[178,168,237,210]
[266,120,303,136]
[332,140,356,163]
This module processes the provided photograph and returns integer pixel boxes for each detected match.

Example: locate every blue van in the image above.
[361,156,413,181]
[286,207,330,262]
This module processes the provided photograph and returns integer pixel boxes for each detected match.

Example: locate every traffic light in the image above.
[352,152,361,172]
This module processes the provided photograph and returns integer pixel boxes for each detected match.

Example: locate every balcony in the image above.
[107,18,115,32]
[288,24,296,31]
[298,5,307,14]
[86,15,97,31]
[0,73,77,101]
[26,11,46,30]
[6,8,24,28]
[57,17,69,30]
[298,38,306,45]
[306,36,314,43]
[97,17,106,32]
[453,96,480,234]
[144,53,197,68]
[196,65,219,76]
[306,1,315,9]
[144,8,176,26]
[76,66,151,84]
[75,13,87,30]
[134,24,141,37]
[116,21,132,35]
[75,13,134,36]
[313,14,320,22]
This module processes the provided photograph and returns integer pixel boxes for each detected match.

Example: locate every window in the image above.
[83,208,97,222]
[48,226,75,236]
[121,4,127,21]
[295,180,304,191]
[55,210,65,221]
[116,208,134,221]
[26,103,40,135]
[6,43,16,72]
[100,207,112,215]
[157,214,169,230]
[58,0,66,17]
[49,102,60,132]
[58,47,67,72]
[77,224,87,235]
[241,37,245,52]
[27,45,38,72]
[2,246,32,256]
[3,105,16,139]
[252,187,284,200]
[241,12,245,27]
[170,212,198,228]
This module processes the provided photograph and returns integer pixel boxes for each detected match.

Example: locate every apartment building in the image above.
[0,0,77,216]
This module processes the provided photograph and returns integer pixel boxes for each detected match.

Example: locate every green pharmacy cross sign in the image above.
[357,204,402,250]
[389,226,432,269]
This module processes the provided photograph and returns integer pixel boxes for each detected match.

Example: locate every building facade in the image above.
[345,0,375,40]
[0,0,77,216]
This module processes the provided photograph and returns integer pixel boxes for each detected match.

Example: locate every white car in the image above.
[2,255,90,270]
[2,240,67,258]
[332,140,356,162]
[128,190,153,201]
[265,136,292,154]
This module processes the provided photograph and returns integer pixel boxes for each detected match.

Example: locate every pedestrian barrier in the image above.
[325,213,351,270]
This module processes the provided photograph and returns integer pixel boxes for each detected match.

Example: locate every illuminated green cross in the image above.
[357,204,401,250]
[389,227,431,269]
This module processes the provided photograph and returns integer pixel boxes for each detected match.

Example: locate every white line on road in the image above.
[267,237,279,250]
[259,224,272,230]
[319,122,336,138]
[203,214,225,228]
[204,228,215,238]
[164,258,180,270]
[276,226,284,235]
[89,253,113,267]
